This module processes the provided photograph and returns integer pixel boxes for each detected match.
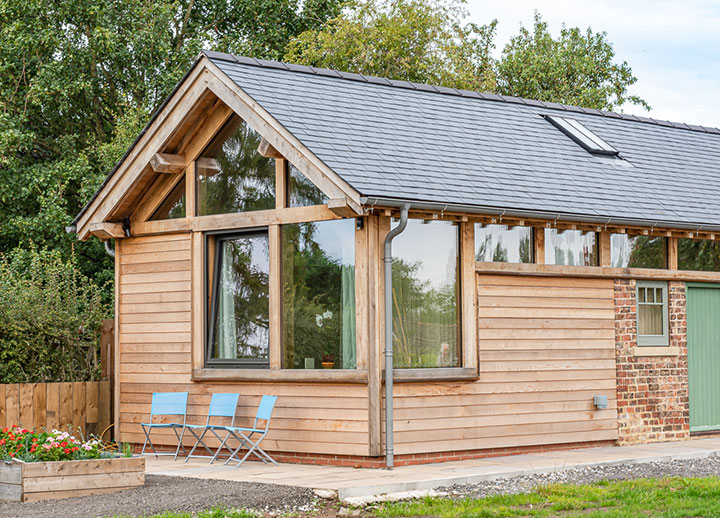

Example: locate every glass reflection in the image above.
[475,224,532,263]
[545,229,598,266]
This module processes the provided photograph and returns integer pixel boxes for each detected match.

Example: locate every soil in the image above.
[0,475,317,518]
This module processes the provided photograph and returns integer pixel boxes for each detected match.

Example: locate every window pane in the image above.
[610,234,667,268]
[656,288,663,303]
[678,239,720,271]
[209,234,269,363]
[150,177,186,220]
[282,219,355,369]
[197,117,275,216]
[289,164,328,207]
[475,224,532,263]
[638,304,663,335]
[392,220,460,369]
[545,229,598,266]
[646,288,654,303]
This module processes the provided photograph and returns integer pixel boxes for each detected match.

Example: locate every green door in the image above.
[687,283,720,431]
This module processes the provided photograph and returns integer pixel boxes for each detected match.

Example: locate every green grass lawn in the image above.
[376,477,720,518]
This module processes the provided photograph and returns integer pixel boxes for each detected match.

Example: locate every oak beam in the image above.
[89,222,125,240]
[150,153,185,174]
[258,138,284,159]
[328,198,361,217]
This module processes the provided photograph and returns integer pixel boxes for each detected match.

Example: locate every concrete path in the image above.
[146,437,720,502]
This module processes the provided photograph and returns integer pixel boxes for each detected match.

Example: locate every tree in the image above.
[284,1,648,111]
[284,0,497,92]
[497,12,649,111]
[0,0,342,291]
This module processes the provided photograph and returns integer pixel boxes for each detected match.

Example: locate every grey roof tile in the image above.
[207,52,720,229]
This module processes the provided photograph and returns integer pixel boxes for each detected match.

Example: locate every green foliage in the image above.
[285,1,648,111]
[497,12,650,111]
[285,0,498,91]
[0,248,110,382]
[377,476,720,517]
[0,0,342,297]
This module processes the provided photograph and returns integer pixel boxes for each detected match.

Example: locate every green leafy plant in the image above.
[0,425,112,462]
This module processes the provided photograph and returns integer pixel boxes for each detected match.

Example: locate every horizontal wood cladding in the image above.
[117,233,369,456]
[390,273,618,455]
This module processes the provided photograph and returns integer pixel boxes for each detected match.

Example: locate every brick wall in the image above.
[615,279,690,444]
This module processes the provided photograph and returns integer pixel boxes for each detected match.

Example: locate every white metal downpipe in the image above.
[383,203,410,469]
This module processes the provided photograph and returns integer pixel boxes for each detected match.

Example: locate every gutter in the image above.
[361,196,720,234]
[382,203,410,469]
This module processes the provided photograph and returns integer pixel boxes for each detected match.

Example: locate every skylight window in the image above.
[544,115,619,156]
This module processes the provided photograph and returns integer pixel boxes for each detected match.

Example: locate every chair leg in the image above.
[208,429,236,464]
[141,425,158,457]
[173,426,187,461]
[231,431,276,467]
[185,428,215,463]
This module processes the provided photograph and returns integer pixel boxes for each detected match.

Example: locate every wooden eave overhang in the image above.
[74,54,363,241]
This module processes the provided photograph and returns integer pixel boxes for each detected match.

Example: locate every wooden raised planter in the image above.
[0,456,145,502]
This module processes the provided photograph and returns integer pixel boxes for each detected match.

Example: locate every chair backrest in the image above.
[253,395,278,431]
[150,392,188,424]
[207,393,240,426]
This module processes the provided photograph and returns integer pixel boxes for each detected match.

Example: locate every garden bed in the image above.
[0,455,144,502]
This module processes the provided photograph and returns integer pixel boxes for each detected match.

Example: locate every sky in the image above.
[465,0,720,128]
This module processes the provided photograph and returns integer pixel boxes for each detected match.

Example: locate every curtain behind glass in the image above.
[282,220,356,369]
[545,229,598,266]
[216,241,237,359]
[392,220,459,369]
[475,224,532,263]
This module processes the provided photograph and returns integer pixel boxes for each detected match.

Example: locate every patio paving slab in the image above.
[145,437,720,502]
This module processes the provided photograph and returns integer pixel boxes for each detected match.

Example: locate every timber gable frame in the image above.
[75,54,362,242]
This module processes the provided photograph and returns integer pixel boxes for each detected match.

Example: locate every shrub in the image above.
[0,247,110,382]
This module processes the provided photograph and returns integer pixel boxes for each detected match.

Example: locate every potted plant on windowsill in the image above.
[321,353,335,369]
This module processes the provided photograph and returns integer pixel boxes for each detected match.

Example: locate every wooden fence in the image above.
[0,381,112,437]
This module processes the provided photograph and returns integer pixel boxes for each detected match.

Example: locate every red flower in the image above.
[0,439,5,446]
[63,448,70,454]
[2,427,7,433]
[30,446,36,453]
[8,453,14,457]
[60,441,68,447]
[71,447,79,452]
[32,438,38,443]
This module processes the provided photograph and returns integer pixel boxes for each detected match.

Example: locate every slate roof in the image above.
[206,51,720,230]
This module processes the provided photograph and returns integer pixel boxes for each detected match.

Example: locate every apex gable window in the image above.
[636,281,669,346]
[196,116,275,216]
[392,219,460,369]
[150,177,186,220]
[289,164,329,207]
[475,224,532,263]
[545,229,599,266]
[207,231,270,368]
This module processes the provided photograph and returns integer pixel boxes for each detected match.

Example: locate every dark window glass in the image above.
[150,177,186,220]
[392,219,460,369]
[282,220,355,369]
[545,229,599,266]
[289,164,328,207]
[611,235,667,268]
[475,224,532,263]
[678,239,720,271]
[207,232,269,367]
[197,117,275,216]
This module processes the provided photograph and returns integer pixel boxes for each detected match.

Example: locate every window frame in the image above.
[205,227,271,369]
[636,280,670,347]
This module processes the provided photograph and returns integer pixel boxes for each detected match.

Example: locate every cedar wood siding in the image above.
[389,274,618,455]
[116,233,370,456]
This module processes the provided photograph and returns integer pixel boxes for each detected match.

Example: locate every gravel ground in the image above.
[440,456,720,499]
[0,475,318,518]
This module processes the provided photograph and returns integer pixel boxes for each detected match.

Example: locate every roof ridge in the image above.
[203,49,720,135]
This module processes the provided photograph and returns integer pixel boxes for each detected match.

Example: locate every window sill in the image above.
[632,346,680,357]
[192,368,368,383]
[389,367,478,383]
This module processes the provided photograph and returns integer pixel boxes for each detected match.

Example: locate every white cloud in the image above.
[465,0,720,127]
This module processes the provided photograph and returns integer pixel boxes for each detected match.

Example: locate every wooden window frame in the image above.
[636,280,669,347]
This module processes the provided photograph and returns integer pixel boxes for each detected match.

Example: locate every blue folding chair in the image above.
[141,392,188,460]
[184,393,240,463]
[224,395,279,467]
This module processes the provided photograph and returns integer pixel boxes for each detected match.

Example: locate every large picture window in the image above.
[282,219,355,369]
[545,229,598,266]
[392,219,460,369]
[196,117,275,216]
[207,231,270,367]
[678,239,720,272]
